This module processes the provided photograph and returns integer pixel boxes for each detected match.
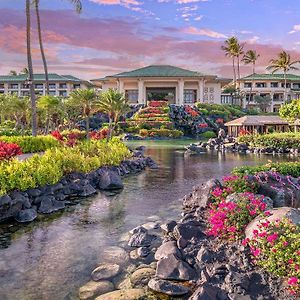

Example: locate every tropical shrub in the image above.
[208,192,267,239]
[0,136,60,153]
[0,142,22,160]
[148,100,168,107]
[201,131,216,139]
[89,128,109,140]
[139,128,183,138]
[233,162,300,178]
[245,219,300,295]
[0,138,130,195]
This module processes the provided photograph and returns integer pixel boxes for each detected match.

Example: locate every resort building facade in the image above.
[91,65,231,105]
[238,74,300,112]
[0,73,91,97]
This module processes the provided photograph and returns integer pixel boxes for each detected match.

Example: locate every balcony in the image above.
[9,84,18,89]
[59,83,67,89]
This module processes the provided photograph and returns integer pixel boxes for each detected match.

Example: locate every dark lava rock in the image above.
[155,241,182,260]
[189,284,228,300]
[128,227,155,247]
[0,195,23,222]
[196,245,214,264]
[161,220,177,233]
[183,178,222,208]
[156,253,197,281]
[78,184,97,197]
[27,188,41,198]
[98,169,124,190]
[173,222,206,244]
[148,278,189,296]
[14,208,37,223]
[38,196,65,214]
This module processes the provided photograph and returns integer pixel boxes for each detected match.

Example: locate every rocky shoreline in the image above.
[79,172,300,300]
[0,147,157,224]
[187,138,300,155]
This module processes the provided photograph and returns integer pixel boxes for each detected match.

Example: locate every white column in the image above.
[119,80,124,93]
[66,83,72,96]
[4,83,8,94]
[178,79,184,105]
[18,83,21,97]
[43,83,46,96]
[197,79,204,102]
[138,80,144,104]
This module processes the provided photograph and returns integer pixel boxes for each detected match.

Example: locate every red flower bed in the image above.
[51,130,64,141]
[185,106,199,117]
[149,101,168,107]
[239,129,251,136]
[0,141,22,160]
[90,128,109,140]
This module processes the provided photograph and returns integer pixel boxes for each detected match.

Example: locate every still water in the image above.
[0,140,297,300]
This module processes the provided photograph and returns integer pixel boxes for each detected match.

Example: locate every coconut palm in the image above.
[68,89,99,137]
[26,0,37,136]
[37,95,62,133]
[234,42,244,85]
[20,67,29,75]
[267,51,300,102]
[98,89,130,140]
[242,50,260,104]
[33,0,82,95]
[222,37,238,87]
[9,70,17,76]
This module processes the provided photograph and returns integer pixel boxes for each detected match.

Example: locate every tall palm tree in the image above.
[242,50,260,104]
[26,0,37,136]
[20,67,29,75]
[68,89,99,137]
[222,37,239,87]
[33,0,82,95]
[98,89,130,140]
[234,42,244,86]
[267,51,300,102]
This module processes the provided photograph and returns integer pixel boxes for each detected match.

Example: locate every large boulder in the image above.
[79,281,114,300]
[189,284,226,300]
[38,196,65,214]
[130,268,155,288]
[148,278,189,296]
[91,263,121,281]
[156,254,197,281]
[128,227,155,248]
[245,207,300,239]
[0,195,23,222]
[14,208,37,223]
[154,241,182,260]
[183,179,222,208]
[98,169,124,190]
[95,289,146,300]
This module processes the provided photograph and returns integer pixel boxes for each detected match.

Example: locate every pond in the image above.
[0,140,297,300]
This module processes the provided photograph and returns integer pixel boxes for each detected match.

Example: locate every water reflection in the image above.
[0,141,298,300]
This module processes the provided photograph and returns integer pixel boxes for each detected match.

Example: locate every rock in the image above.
[183,179,222,208]
[79,184,97,197]
[95,289,146,300]
[101,246,129,266]
[14,208,37,223]
[137,247,150,257]
[130,268,155,287]
[141,221,159,231]
[156,254,197,281]
[0,194,23,222]
[154,241,182,260]
[115,277,132,290]
[173,222,206,244]
[245,207,300,239]
[38,196,65,214]
[196,246,214,264]
[79,281,114,300]
[148,278,189,296]
[98,169,124,190]
[160,220,177,233]
[27,188,41,197]
[91,263,121,281]
[189,284,226,300]
[128,228,155,247]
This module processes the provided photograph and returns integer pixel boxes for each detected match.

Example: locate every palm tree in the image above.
[20,67,29,75]
[98,89,130,140]
[222,37,238,87]
[26,0,37,136]
[234,42,244,86]
[9,70,17,76]
[267,51,300,102]
[242,50,260,104]
[37,95,61,133]
[68,89,99,137]
[33,0,82,95]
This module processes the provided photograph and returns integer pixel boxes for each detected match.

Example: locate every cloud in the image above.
[289,24,300,34]
[182,26,227,38]
[89,0,141,6]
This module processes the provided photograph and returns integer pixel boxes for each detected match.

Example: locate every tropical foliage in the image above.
[279,99,300,122]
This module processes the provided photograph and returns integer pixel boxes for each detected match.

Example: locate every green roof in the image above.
[100,65,205,79]
[241,73,300,81]
[0,73,83,82]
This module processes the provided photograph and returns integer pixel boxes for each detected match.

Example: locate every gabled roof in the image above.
[225,115,289,126]
[0,73,84,82]
[92,65,210,81]
[240,73,300,81]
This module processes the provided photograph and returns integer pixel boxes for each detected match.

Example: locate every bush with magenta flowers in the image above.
[207,192,267,239]
[245,219,300,295]
[0,142,22,160]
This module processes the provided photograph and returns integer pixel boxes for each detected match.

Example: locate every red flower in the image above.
[0,142,22,160]
[51,130,64,141]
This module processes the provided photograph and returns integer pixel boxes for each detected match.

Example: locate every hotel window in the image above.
[59,90,67,97]
[209,94,214,101]
[209,87,214,93]
[244,82,252,88]
[35,84,44,89]
[184,89,196,104]
[49,91,56,96]
[49,83,56,89]
[73,84,81,89]
[9,84,18,89]
[204,87,209,93]
[0,84,4,89]
[203,93,208,101]
[59,83,67,89]
[22,84,29,89]
[281,83,291,88]
[293,83,300,89]
[270,82,278,88]
[125,90,138,103]
[255,82,266,88]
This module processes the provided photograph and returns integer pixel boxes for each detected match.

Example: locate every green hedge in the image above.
[237,133,300,149]
[0,136,61,153]
[201,131,216,138]
[232,161,300,178]
[0,138,131,195]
